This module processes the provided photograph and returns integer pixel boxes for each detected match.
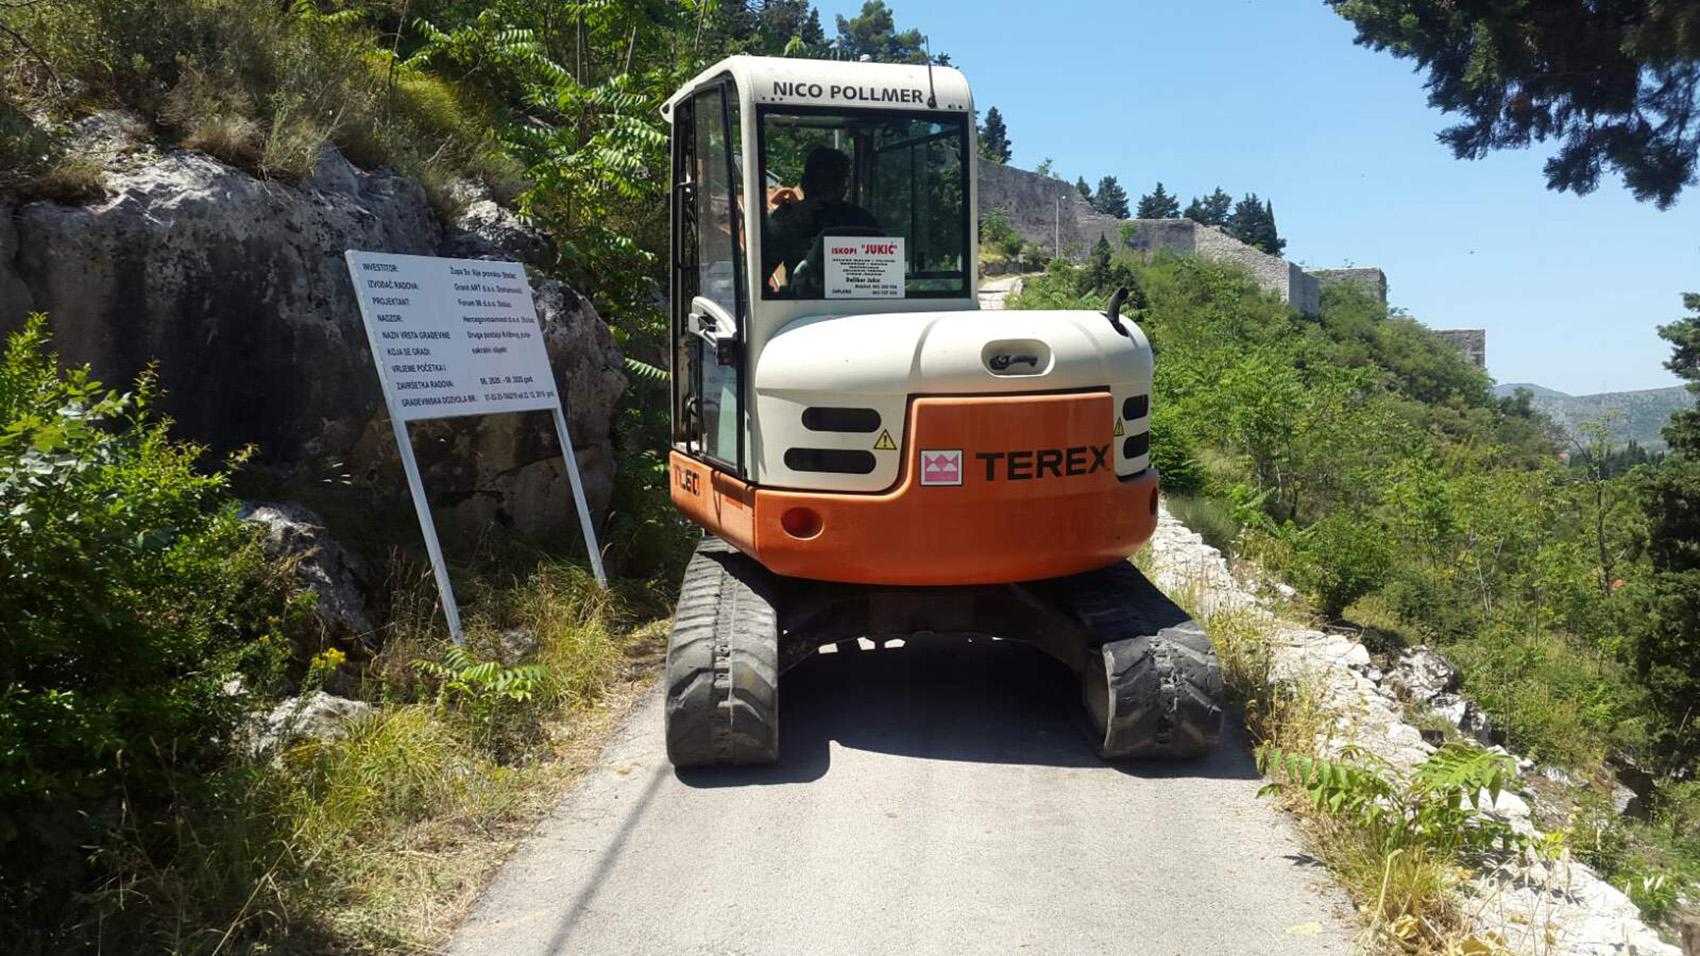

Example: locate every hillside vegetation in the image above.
[1013,247,1700,923]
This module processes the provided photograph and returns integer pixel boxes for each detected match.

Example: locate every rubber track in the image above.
[664,538,781,766]
[1058,561,1224,759]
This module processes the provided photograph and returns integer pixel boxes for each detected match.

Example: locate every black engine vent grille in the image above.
[785,448,878,475]
[801,407,881,433]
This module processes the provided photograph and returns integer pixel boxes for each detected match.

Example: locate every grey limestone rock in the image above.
[1384,645,1460,704]
[253,691,374,754]
[1,144,624,535]
[240,500,374,645]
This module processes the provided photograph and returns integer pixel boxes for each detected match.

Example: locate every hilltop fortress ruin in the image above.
[976,160,1485,369]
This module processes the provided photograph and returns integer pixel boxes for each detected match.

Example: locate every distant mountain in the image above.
[1493,382,1690,450]
[1494,382,1572,401]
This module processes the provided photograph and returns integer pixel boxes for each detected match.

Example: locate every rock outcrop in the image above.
[1,123,625,536]
[252,691,374,754]
[241,500,375,645]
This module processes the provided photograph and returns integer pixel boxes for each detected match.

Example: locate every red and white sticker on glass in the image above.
[825,237,905,299]
[920,449,962,486]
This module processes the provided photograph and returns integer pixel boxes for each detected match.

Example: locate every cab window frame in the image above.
[754,104,971,301]
[670,76,749,476]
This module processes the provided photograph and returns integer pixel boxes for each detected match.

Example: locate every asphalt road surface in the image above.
[450,637,1359,956]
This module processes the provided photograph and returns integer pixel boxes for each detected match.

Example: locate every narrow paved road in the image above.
[977,273,1023,310]
[450,637,1358,956]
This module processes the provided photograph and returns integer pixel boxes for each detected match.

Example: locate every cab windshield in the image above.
[758,108,968,300]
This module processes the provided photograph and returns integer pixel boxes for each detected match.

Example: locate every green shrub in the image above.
[1383,563,1478,643]
[0,316,285,930]
[1291,510,1394,620]
[978,206,1023,259]
[1150,403,1206,495]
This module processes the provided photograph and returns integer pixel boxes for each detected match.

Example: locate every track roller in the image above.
[664,537,781,767]
[1051,561,1225,758]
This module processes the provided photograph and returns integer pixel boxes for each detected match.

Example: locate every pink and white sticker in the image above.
[920,449,963,486]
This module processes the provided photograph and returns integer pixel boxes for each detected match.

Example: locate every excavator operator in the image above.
[763,146,882,294]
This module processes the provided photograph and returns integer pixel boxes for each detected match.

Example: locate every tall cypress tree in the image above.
[1075,176,1093,202]
[978,107,1012,164]
[1228,193,1285,255]
[1092,176,1130,218]
[1136,181,1181,219]
[1085,235,1113,291]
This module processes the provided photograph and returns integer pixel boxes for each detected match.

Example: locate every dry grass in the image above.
[181,113,264,168]
[294,624,665,952]
[1203,604,1328,754]
[282,559,668,952]
[25,152,105,203]
[52,553,670,955]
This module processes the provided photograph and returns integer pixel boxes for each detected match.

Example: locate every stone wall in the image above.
[1192,223,1321,314]
[1312,267,1388,305]
[976,160,1122,257]
[1434,329,1487,369]
[977,159,1369,316]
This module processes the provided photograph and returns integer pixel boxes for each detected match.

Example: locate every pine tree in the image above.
[978,107,1012,164]
[1332,0,1700,207]
[1075,176,1093,202]
[1660,293,1700,456]
[835,1,937,64]
[1092,176,1130,218]
[1136,181,1180,219]
[760,0,826,56]
[1183,187,1233,227]
[1638,293,1700,765]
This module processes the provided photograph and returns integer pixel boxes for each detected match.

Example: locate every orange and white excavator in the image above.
[658,55,1223,766]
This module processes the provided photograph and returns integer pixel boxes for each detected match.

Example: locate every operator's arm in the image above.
[763,200,815,286]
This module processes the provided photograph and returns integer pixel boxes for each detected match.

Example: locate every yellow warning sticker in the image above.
[1113,417,1126,437]
[873,429,897,451]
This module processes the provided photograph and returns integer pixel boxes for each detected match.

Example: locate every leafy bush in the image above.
[0,316,285,927]
[1292,510,1394,620]
[979,206,1023,258]
[1148,404,1207,495]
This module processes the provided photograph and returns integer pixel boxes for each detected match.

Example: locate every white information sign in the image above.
[347,252,560,421]
[346,251,606,642]
[825,237,905,298]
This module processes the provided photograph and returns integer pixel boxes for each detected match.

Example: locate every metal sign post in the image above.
[345,251,606,643]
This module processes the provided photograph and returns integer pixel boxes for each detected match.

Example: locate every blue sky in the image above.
[819,0,1699,394]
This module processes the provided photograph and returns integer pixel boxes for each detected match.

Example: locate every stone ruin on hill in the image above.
[975,160,1486,367]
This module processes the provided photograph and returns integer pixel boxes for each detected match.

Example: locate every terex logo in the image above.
[975,445,1108,481]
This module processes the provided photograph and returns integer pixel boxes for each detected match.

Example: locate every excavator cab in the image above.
[659,57,1223,767]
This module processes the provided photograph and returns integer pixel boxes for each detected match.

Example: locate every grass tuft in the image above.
[25,152,105,203]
